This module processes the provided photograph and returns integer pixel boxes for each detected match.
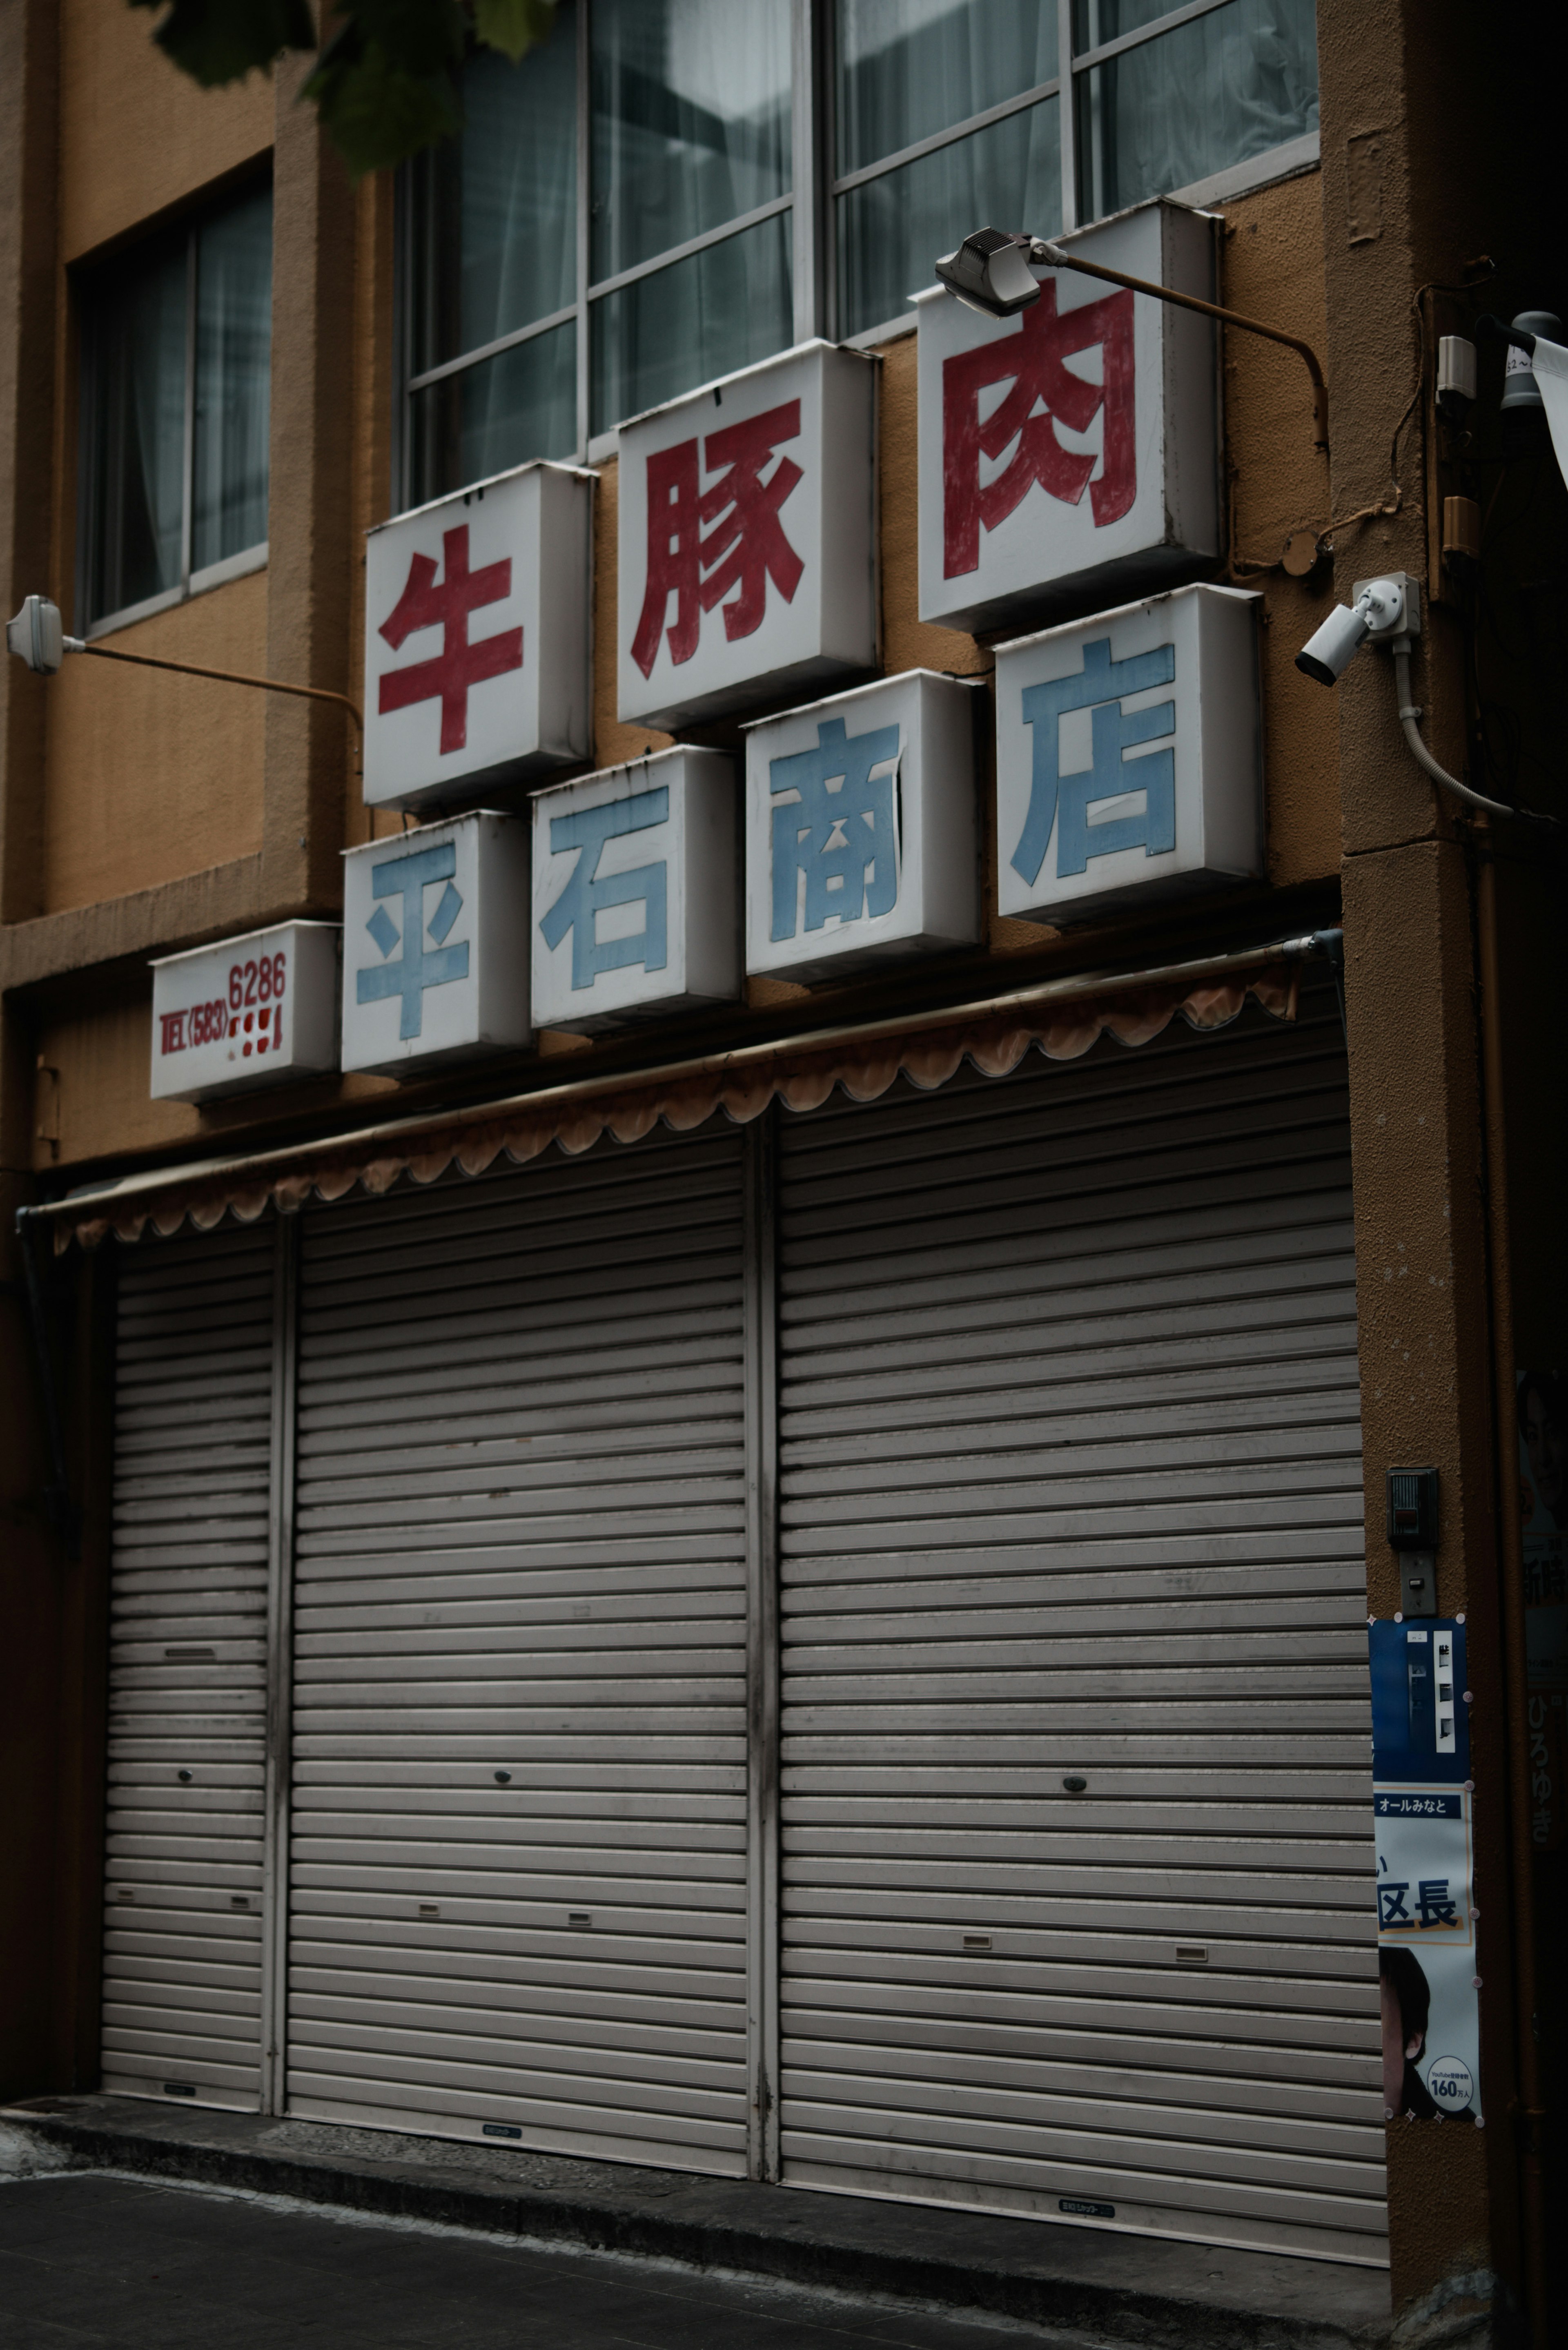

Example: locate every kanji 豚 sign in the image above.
[363,462,592,812]
[341,812,530,1074]
[150,922,340,1102]
[917,201,1219,635]
[994,584,1260,928]
[532,749,740,1032]
[744,671,980,984]
[618,341,877,731]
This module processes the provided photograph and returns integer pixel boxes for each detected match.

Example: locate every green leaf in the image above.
[129,0,316,87]
[304,21,465,179]
[470,0,557,65]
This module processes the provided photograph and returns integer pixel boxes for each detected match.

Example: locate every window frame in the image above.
[393,0,1318,502]
[76,183,273,640]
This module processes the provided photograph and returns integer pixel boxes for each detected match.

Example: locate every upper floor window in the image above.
[400,0,1317,502]
[79,185,273,632]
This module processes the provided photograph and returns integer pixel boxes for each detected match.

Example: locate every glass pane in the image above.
[1073,0,1191,50]
[409,320,577,506]
[409,7,577,374]
[836,96,1060,341]
[591,0,791,283]
[836,0,1058,176]
[1076,0,1319,219]
[192,186,272,572]
[591,211,792,435]
[85,233,187,621]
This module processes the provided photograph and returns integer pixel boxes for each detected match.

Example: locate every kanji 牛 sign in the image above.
[364,462,592,811]
[150,922,340,1102]
[532,749,740,1032]
[618,341,877,731]
[341,812,530,1074]
[918,201,1219,635]
[744,671,980,983]
[994,584,1260,927]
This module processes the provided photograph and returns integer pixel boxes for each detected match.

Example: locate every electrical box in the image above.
[1370,1617,1469,1781]
[1387,1465,1440,1616]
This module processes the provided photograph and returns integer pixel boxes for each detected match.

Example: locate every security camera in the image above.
[1295,575,1419,686]
[934,227,1041,319]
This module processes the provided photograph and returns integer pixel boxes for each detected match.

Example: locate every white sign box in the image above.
[744,670,980,984]
[363,462,592,811]
[532,749,740,1032]
[994,584,1261,927]
[150,921,339,1102]
[617,340,877,731]
[918,201,1218,635]
[341,812,530,1075]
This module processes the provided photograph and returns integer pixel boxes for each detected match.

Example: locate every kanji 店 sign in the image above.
[363,462,593,812]
[617,341,878,731]
[917,201,1220,635]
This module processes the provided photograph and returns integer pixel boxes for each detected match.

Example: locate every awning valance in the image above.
[36,934,1328,1252]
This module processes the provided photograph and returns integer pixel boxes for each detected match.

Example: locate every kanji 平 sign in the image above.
[994,584,1260,928]
[532,749,739,1032]
[744,670,980,984]
[341,812,530,1075]
[918,201,1219,635]
[150,922,340,1102]
[363,462,592,812]
[617,341,877,731]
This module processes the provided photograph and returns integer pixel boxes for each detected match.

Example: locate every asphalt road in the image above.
[0,2174,1060,2350]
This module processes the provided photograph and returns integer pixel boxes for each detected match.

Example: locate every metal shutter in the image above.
[102,1222,278,2111]
[287,1124,750,2172]
[775,986,1386,2265]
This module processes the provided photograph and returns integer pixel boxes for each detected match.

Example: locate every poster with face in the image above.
[1517,1368,1568,1851]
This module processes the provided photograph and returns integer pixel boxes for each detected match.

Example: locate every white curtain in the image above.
[91,240,186,619]
[192,187,272,571]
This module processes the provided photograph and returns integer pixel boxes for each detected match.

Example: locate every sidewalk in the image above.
[0,2096,1390,2350]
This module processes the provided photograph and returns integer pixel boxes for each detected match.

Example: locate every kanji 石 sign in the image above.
[618,341,877,730]
[532,749,739,1032]
[341,812,530,1074]
[150,922,340,1102]
[918,201,1219,635]
[364,462,592,811]
[994,584,1260,928]
[744,671,980,983]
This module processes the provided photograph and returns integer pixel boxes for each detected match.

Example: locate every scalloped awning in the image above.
[36,936,1325,1253]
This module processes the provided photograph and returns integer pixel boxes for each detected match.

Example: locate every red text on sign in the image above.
[378,523,523,753]
[631,400,805,678]
[942,282,1136,579]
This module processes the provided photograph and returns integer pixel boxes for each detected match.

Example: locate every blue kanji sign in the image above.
[538,787,670,991]
[355,840,470,1040]
[768,714,901,941]
[342,812,530,1073]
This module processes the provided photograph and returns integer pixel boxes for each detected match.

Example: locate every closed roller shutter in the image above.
[101,1222,278,2112]
[287,1125,750,2172]
[776,987,1385,2264]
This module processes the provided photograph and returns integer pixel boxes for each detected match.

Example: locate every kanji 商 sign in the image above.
[618,341,877,730]
[994,584,1261,927]
[532,750,739,1032]
[150,922,340,1102]
[744,671,980,983]
[341,812,530,1074]
[363,462,592,811]
[918,201,1220,635]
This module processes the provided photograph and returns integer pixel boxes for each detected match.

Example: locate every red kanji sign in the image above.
[631,399,805,678]
[942,283,1136,580]
[377,524,523,754]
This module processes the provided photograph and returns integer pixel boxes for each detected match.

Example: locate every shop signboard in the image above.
[1370,1617,1483,2124]
[744,670,981,983]
[363,462,593,811]
[150,921,340,1102]
[617,341,878,731]
[341,812,530,1075]
[916,199,1219,635]
[531,749,740,1032]
[993,583,1261,928]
